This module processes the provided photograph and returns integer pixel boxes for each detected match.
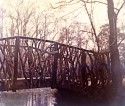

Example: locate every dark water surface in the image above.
[0,87,125,106]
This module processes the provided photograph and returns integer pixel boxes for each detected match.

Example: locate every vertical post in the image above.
[81,51,87,88]
[51,43,58,88]
[12,36,19,92]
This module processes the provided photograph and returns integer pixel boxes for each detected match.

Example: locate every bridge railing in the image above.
[55,43,111,91]
[0,36,112,91]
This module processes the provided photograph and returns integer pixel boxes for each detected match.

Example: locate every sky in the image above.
[0,0,125,33]
[0,0,124,50]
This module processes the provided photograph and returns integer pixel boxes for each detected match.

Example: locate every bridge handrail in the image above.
[0,36,109,54]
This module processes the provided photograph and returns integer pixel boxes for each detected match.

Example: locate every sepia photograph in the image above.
[0,0,125,106]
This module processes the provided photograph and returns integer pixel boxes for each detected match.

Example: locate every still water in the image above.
[0,88,56,106]
[0,87,125,106]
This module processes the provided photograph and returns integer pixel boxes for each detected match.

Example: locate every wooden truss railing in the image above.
[0,36,112,92]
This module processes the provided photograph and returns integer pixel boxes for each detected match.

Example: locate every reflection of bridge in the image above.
[0,36,112,92]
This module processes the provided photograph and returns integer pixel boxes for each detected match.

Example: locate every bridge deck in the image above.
[0,77,51,91]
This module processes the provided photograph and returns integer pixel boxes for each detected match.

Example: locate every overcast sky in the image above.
[0,0,125,32]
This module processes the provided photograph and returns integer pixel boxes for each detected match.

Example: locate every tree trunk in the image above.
[107,0,122,89]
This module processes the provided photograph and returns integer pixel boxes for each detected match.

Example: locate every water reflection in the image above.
[0,88,56,106]
[0,88,125,106]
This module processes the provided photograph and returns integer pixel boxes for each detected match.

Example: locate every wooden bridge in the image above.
[0,36,112,92]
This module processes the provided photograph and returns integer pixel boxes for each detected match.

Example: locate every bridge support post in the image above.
[81,51,87,88]
[12,36,19,92]
[51,43,58,89]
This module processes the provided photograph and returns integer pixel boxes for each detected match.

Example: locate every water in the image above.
[0,87,125,106]
[0,88,56,106]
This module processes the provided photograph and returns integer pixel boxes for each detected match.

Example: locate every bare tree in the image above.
[58,21,90,48]
[2,0,59,41]
[54,0,125,89]
[107,0,125,89]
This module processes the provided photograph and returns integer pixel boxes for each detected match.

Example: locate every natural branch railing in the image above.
[0,36,112,92]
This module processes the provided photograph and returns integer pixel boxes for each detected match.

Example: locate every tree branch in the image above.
[50,0,80,9]
[118,37,125,47]
[80,0,119,10]
[116,2,125,17]
[82,2,100,52]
